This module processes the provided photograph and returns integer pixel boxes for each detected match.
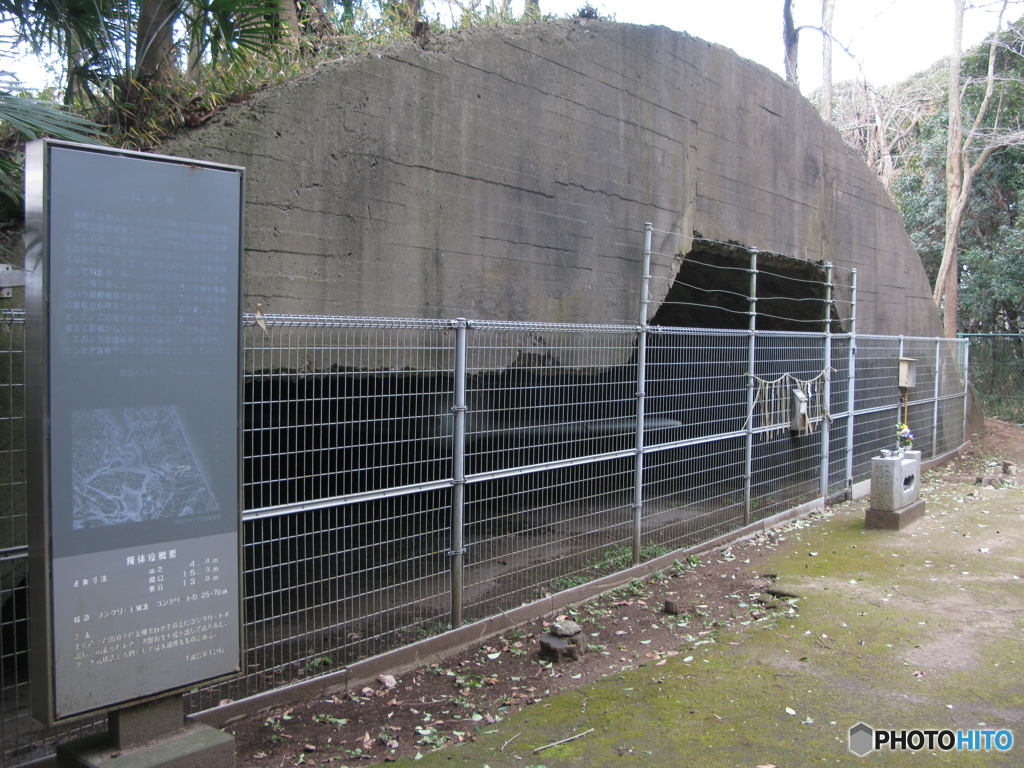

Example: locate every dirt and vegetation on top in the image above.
[227,418,1024,767]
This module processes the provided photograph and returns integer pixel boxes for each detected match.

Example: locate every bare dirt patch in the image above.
[943,417,1024,480]
[230,540,798,766]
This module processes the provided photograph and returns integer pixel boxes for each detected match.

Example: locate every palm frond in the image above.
[0,93,102,212]
[0,93,101,141]
[186,0,291,63]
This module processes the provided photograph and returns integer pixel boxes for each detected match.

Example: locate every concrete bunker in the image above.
[146,16,953,679]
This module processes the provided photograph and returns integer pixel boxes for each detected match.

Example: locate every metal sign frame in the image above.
[25,139,244,724]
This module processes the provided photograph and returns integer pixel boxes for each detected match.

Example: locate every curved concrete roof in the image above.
[162,19,941,337]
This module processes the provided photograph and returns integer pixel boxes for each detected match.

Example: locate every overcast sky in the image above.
[437,0,1024,95]
[7,0,1021,93]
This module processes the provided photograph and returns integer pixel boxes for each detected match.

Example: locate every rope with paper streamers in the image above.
[747,369,833,437]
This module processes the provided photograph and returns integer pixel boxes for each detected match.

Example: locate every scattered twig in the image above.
[501,732,521,751]
[532,728,595,753]
[496,604,530,634]
[764,587,801,599]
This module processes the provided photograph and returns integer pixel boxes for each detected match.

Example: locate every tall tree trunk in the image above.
[390,0,422,30]
[820,0,834,118]
[934,0,1009,337]
[136,0,178,83]
[64,32,85,104]
[274,0,300,43]
[935,0,966,337]
[784,0,799,86]
[186,0,203,83]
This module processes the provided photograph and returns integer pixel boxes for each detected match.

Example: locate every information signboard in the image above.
[25,140,244,723]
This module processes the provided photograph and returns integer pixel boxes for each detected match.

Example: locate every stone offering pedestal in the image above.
[866,449,926,530]
[57,695,235,768]
[539,620,586,662]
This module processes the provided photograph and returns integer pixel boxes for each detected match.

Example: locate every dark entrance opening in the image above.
[649,239,844,332]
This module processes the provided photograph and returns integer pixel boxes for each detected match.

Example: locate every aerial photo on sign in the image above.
[71,404,219,530]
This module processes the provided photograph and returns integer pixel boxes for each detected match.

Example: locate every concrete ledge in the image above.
[56,720,233,768]
[865,499,927,530]
[922,440,972,472]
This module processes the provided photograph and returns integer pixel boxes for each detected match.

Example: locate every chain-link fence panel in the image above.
[963,335,1024,424]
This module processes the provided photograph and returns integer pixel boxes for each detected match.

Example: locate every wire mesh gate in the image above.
[0,308,967,765]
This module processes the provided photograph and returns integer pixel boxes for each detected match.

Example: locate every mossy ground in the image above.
[389,474,1024,767]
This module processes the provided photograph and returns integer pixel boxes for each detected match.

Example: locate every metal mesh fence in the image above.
[828,335,853,501]
[1,311,107,766]
[962,335,1024,424]
[851,335,903,483]
[641,438,747,550]
[243,316,458,514]
[750,332,828,519]
[460,323,639,620]
[0,310,968,766]
[641,328,749,553]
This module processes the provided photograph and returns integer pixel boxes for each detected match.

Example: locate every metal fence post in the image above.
[632,223,652,566]
[845,269,857,497]
[639,223,653,327]
[898,335,906,429]
[744,250,758,525]
[962,339,971,446]
[932,338,942,458]
[820,263,833,501]
[839,270,856,499]
[450,318,469,628]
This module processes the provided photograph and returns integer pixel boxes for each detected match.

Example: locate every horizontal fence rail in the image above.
[0,308,968,765]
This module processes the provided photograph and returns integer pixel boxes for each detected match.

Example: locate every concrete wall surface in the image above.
[162,19,941,337]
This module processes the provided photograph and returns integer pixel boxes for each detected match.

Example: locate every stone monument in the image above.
[866,449,926,530]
